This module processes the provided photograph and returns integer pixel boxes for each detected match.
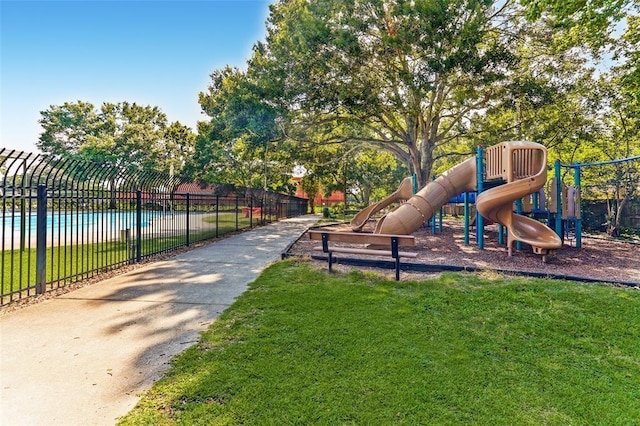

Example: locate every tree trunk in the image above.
[307,189,317,213]
[414,83,444,187]
[362,186,371,206]
[415,130,434,188]
[419,146,433,188]
[109,178,117,210]
[610,196,629,237]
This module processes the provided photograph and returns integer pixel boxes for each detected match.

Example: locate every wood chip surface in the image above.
[289,218,639,285]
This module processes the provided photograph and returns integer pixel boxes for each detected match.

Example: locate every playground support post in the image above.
[476,146,485,249]
[573,165,582,248]
[431,176,437,234]
[532,190,542,235]
[554,160,563,242]
[561,154,640,248]
[426,176,440,234]
[464,192,470,245]
[515,199,523,251]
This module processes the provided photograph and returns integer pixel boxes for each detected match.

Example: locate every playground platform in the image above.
[0,214,319,426]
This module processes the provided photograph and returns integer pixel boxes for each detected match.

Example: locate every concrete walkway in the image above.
[0,215,318,426]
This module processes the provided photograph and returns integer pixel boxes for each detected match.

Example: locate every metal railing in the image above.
[0,149,308,305]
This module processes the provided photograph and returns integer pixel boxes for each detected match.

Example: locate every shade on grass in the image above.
[120,260,640,425]
[2,220,248,297]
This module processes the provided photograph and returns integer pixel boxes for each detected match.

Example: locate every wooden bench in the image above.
[308,230,417,280]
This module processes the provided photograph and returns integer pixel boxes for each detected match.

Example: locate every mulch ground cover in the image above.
[289,218,639,285]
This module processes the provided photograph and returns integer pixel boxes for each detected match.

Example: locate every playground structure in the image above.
[350,177,414,231]
[476,142,562,257]
[351,141,563,260]
[552,155,640,248]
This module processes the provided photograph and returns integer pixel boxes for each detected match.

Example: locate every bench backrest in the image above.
[308,230,415,247]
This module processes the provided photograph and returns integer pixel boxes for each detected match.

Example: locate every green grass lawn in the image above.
[1,218,252,297]
[119,260,640,425]
[202,212,259,230]
[1,241,132,295]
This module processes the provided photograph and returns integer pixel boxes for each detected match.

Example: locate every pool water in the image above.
[3,210,166,232]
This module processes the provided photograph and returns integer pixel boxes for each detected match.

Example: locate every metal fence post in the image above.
[35,184,47,294]
[136,190,142,262]
[186,193,190,247]
[249,197,253,228]
[235,196,239,231]
[215,195,219,238]
[20,160,27,252]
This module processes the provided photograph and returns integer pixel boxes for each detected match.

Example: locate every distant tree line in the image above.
[38,101,195,176]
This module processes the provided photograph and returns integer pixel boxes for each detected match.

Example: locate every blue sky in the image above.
[0,0,271,153]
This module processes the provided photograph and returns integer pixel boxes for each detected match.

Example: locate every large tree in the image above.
[592,14,640,236]
[38,101,99,156]
[519,0,631,53]
[248,0,515,186]
[38,101,194,175]
[242,0,633,186]
[38,101,196,208]
[192,66,296,193]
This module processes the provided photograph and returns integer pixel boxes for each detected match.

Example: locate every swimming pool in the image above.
[3,210,168,233]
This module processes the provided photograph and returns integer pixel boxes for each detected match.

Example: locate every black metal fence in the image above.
[0,149,308,305]
[581,198,640,233]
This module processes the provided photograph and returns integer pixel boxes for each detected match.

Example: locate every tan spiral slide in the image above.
[355,140,561,257]
[475,141,561,257]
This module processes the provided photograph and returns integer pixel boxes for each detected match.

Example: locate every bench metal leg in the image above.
[392,236,400,280]
[322,233,333,272]
[395,257,400,281]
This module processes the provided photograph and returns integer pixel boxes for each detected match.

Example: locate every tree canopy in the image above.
[189,66,296,192]
[192,0,636,188]
[38,0,638,207]
[38,101,195,175]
